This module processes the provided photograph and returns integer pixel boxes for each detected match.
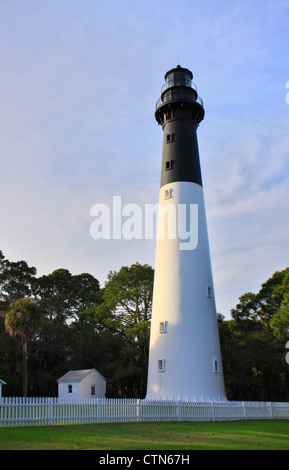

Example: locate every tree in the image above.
[218,316,289,401]
[94,263,154,397]
[5,298,41,397]
[270,292,289,342]
[33,269,100,322]
[222,267,289,401]
[100,263,153,328]
[0,250,37,303]
[231,267,289,336]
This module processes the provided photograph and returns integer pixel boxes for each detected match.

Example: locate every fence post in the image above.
[211,402,215,422]
[243,401,247,420]
[177,401,181,422]
[47,397,52,426]
[97,398,101,424]
[138,399,142,423]
[269,402,273,419]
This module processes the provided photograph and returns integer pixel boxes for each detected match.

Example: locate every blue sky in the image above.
[0,0,289,318]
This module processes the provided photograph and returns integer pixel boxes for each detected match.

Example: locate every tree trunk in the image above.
[23,338,28,397]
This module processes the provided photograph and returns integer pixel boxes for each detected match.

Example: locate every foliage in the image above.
[5,298,41,340]
[222,267,289,401]
[5,297,41,397]
[231,267,289,336]
[0,251,153,398]
[0,250,36,303]
[33,268,101,322]
[1,249,289,402]
[93,263,154,397]
[219,318,289,401]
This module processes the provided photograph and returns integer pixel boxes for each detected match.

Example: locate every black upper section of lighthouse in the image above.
[155,66,204,188]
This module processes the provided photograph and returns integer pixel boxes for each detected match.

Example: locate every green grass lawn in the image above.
[1,420,289,450]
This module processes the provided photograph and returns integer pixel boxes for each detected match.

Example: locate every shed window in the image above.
[68,384,72,393]
[91,385,96,396]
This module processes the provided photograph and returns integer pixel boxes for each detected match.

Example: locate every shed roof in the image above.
[57,369,104,382]
[0,379,7,385]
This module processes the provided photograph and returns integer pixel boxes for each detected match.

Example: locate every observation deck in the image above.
[155,66,204,126]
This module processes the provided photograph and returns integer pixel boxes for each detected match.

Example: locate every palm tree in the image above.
[5,298,41,397]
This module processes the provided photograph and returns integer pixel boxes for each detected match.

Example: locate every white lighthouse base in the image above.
[146,181,227,402]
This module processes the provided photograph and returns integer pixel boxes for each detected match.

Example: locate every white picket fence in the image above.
[1,397,289,427]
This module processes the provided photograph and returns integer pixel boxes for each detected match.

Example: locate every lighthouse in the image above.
[146,66,226,402]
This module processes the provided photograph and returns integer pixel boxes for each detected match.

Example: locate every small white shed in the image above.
[57,369,106,399]
[0,379,7,398]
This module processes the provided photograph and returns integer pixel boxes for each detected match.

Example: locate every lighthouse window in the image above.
[166,133,174,143]
[207,285,212,298]
[158,359,165,372]
[165,160,174,170]
[213,359,219,373]
[159,321,167,333]
[164,188,172,199]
